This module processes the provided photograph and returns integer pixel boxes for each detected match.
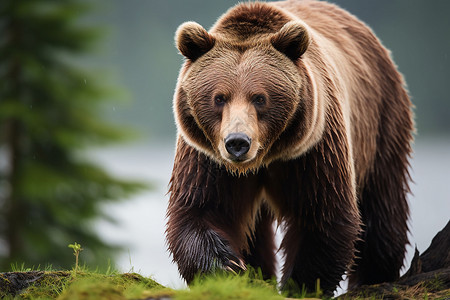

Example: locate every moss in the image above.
[1,271,165,300]
[0,271,70,299]
[56,273,166,300]
[20,271,71,299]
[57,278,125,300]
[10,270,284,299]
[4,270,449,299]
[175,273,284,300]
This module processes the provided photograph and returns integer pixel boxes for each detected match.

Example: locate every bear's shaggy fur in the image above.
[167,0,414,294]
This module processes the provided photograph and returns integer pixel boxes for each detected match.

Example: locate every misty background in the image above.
[87,0,450,138]
[2,0,449,290]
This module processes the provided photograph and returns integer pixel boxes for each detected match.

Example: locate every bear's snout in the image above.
[224,133,251,161]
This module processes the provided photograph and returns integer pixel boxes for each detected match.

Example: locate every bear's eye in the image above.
[214,94,226,106]
[252,94,266,106]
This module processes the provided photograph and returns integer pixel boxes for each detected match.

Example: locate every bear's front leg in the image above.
[267,129,361,296]
[166,139,259,282]
[166,204,246,282]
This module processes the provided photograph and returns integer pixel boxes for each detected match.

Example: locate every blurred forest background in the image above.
[1,0,449,288]
[86,0,450,138]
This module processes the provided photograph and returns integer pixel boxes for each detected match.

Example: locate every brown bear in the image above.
[166,0,414,295]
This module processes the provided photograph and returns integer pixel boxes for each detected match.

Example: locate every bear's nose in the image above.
[224,133,251,160]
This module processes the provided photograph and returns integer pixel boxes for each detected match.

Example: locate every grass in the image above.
[1,267,292,300]
[4,267,449,299]
[0,243,290,299]
[177,273,284,300]
[10,263,54,273]
[3,241,446,300]
[1,269,169,300]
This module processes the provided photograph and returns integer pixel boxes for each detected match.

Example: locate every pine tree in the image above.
[0,0,145,270]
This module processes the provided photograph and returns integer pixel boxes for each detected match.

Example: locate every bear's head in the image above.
[173,16,314,173]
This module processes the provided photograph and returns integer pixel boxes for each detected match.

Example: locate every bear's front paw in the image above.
[205,228,246,273]
[174,227,246,282]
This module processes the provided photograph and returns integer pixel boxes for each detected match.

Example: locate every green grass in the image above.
[177,273,283,300]
[1,268,291,300]
[9,263,54,273]
[1,270,169,300]
[1,243,290,299]
[6,268,449,299]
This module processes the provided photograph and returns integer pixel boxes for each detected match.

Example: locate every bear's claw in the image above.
[223,258,247,274]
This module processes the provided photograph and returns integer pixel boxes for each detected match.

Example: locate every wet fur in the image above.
[167,0,414,295]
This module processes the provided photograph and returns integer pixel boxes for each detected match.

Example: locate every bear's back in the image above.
[275,0,411,186]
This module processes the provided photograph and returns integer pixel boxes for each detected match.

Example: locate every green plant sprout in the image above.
[68,242,83,273]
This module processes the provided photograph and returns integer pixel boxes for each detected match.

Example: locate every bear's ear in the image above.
[175,22,216,61]
[270,21,310,61]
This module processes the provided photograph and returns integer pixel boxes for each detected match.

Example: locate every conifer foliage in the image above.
[0,0,144,270]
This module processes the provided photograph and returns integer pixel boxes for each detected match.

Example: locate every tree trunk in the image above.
[341,220,450,299]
